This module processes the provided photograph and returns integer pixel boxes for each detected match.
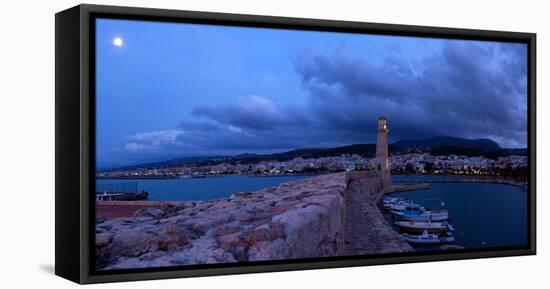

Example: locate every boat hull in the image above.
[395,221,448,233]
[392,210,449,222]
[389,203,421,211]
[401,233,455,245]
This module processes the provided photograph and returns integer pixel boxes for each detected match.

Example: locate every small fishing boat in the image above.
[389,201,422,211]
[401,230,455,245]
[391,208,449,222]
[383,197,410,209]
[383,196,401,202]
[395,220,454,233]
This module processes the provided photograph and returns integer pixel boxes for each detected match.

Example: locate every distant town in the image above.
[96,152,527,180]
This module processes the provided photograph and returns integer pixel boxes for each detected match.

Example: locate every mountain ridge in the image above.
[393,136,501,152]
[102,136,525,171]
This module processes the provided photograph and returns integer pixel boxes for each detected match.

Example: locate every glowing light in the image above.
[113,37,124,47]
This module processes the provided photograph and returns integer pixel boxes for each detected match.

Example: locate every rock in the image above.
[156,223,191,251]
[96,233,113,247]
[230,191,254,199]
[247,239,287,261]
[168,252,194,265]
[231,211,252,222]
[133,207,164,218]
[231,245,248,262]
[110,229,158,257]
[216,233,241,251]
[96,219,118,232]
[159,202,184,216]
[96,172,408,270]
[96,215,109,224]
[177,235,236,264]
[242,227,272,244]
[188,213,232,234]
[270,202,295,214]
[242,223,286,245]
[213,223,241,236]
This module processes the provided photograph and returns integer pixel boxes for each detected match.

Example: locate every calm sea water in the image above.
[97,174,528,250]
[390,175,528,250]
[96,175,311,201]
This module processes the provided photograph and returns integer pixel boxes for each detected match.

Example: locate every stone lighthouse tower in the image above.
[376,117,391,191]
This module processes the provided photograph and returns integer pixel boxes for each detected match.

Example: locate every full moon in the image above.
[113,37,123,47]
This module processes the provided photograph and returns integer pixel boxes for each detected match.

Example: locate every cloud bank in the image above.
[106,40,527,167]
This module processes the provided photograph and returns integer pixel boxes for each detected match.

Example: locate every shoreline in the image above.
[392,178,526,188]
[95,176,525,219]
[96,174,321,180]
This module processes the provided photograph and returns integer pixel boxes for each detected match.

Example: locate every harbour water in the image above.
[96,174,528,250]
[389,175,528,250]
[96,175,311,201]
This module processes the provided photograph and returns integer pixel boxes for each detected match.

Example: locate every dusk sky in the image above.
[96,18,528,168]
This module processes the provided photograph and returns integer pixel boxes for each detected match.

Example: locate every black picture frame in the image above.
[55,4,536,284]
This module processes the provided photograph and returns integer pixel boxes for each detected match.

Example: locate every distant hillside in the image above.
[243,144,378,162]
[393,136,501,152]
[106,155,228,172]
[191,144,381,167]
[104,136,526,171]
[103,144,380,171]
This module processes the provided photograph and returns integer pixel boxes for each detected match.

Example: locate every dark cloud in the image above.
[292,49,419,104]
[292,41,527,148]
[191,95,286,130]
[119,40,527,164]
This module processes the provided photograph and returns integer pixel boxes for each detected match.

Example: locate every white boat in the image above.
[383,197,409,209]
[389,201,421,211]
[383,196,401,202]
[383,196,405,204]
[401,230,455,245]
[395,221,454,233]
[391,209,449,222]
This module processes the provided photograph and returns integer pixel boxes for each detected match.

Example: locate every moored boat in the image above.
[383,197,408,209]
[392,209,449,222]
[401,230,455,245]
[395,220,454,233]
[389,201,421,211]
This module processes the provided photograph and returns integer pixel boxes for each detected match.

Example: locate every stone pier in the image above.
[95,171,412,270]
[344,171,413,254]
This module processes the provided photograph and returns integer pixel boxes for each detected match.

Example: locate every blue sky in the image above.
[96,18,527,168]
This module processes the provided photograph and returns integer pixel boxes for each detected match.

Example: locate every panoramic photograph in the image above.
[94,18,528,270]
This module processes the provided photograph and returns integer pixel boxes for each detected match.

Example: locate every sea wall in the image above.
[96,173,349,269]
[95,171,411,270]
[347,171,385,202]
[343,171,413,254]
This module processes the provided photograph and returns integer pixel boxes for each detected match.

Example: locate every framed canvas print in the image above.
[55,4,536,284]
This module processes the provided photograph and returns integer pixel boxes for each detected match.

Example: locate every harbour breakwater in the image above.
[95,171,412,270]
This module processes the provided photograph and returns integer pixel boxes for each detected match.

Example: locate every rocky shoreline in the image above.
[95,171,411,270]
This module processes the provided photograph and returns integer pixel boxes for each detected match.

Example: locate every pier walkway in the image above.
[344,179,413,255]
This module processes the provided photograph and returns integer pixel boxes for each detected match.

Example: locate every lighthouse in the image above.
[376,117,391,191]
